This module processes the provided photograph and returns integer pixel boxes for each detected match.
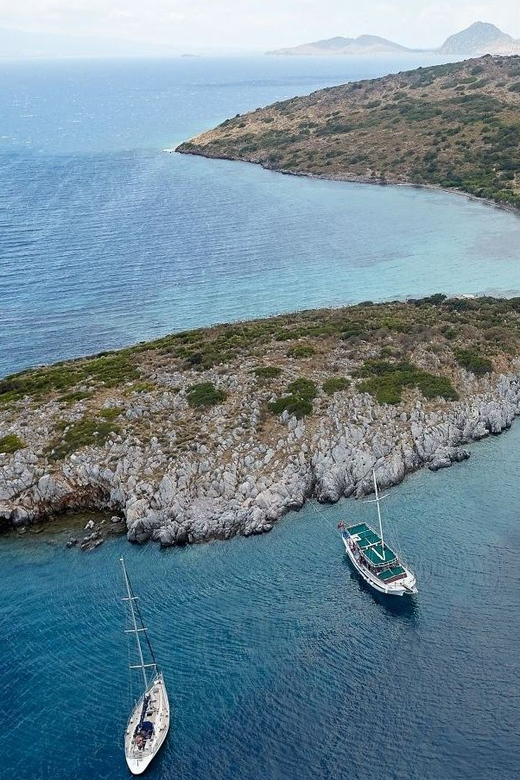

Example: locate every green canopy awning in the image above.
[346,522,398,567]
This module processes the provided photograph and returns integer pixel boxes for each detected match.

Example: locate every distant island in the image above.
[268,34,412,56]
[268,21,520,56]
[177,55,520,210]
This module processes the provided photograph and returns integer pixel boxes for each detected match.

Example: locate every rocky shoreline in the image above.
[1,322,519,548]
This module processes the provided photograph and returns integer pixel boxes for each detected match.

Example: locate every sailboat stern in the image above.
[124,674,171,774]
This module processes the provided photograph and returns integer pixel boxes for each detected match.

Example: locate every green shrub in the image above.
[422,293,447,305]
[184,352,204,366]
[48,418,120,461]
[323,377,350,395]
[0,434,24,454]
[274,330,298,341]
[454,349,493,375]
[358,360,458,404]
[99,407,124,421]
[0,352,139,403]
[58,390,91,403]
[381,316,406,332]
[360,379,402,404]
[268,377,317,418]
[0,365,82,404]
[286,378,317,399]
[287,344,315,358]
[416,375,459,400]
[131,382,157,394]
[268,395,313,419]
[253,366,282,380]
[85,354,140,387]
[186,382,226,407]
[340,322,363,340]
[442,326,457,340]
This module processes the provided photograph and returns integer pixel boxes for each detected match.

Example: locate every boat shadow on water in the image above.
[345,563,419,620]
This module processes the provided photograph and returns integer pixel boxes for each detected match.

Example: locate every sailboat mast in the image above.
[373,470,384,551]
[121,556,149,690]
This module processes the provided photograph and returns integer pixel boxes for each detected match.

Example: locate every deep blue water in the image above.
[2,424,520,780]
[1,55,520,376]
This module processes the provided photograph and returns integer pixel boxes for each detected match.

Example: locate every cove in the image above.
[2,420,520,779]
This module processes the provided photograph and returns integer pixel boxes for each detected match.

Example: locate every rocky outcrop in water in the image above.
[1,370,519,547]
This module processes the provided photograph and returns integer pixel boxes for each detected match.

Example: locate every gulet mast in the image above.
[372,470,385,553]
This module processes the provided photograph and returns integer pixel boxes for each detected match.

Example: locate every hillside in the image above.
[268,35,411,56]
[3,295,520,544]
[177,56,520,209]
[439,22,520,56]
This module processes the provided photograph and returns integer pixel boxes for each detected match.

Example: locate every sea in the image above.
[1,55,520,780]
[1,55,520,376]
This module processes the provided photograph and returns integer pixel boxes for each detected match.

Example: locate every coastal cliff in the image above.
[176,56,520,210]
[2,297,520,546]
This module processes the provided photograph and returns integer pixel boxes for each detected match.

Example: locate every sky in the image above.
[0,0,519,53]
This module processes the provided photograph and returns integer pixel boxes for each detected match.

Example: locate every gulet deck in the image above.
[345,522,399,567]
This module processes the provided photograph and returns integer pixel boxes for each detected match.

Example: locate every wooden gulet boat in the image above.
[121,557,170,775]
[339,472,417,596]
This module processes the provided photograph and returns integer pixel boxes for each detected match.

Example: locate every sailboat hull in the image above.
[125,673,170,775]
[342,532,417,596]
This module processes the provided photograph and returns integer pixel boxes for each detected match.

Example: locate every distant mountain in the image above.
[438,22,520,55]
[268,35,412,56]
[268,22,520,57]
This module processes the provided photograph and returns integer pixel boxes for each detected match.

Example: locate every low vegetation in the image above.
[178,56,520,209]
[268,377,317,419]
[186,382,226,408]
[287,344,316,358]
[322,377,350,395]
[47,418,120,461]
[253,366,283,380]
[357,360,459,404]
[4,295,520,464]
[0,434,25,454]
[454,348,493,375]
[0,353,139,405]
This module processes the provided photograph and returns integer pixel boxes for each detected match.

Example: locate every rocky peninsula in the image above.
[2,296,520,548]
[176,55,520,210]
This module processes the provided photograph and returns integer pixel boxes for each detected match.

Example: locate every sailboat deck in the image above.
[125,675,170,767]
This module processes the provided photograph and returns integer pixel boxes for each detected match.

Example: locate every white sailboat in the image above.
[339,471,417,596]
[121,557,170,775]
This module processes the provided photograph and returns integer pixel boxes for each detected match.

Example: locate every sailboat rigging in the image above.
[121,557,170,775]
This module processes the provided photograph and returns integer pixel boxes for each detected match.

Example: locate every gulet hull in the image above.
[342,533,417,596]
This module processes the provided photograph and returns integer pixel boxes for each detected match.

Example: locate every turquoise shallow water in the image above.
[2,425,520,780]
[1,56,520,375]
